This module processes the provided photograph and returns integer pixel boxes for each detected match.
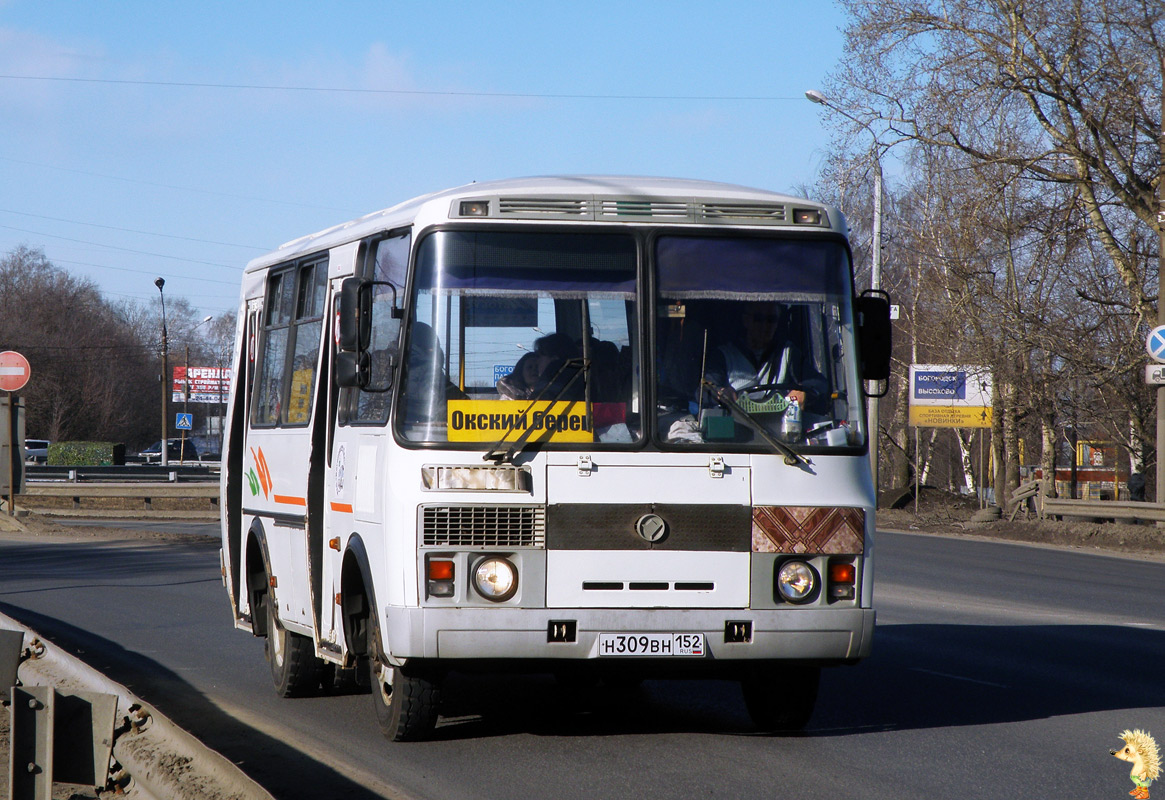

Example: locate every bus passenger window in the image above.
[252,258,328,427]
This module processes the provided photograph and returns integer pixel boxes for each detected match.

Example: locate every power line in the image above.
[0,209,266,251]
[0,224,240,269]
[0,156,352,214]
[0,73,802,102]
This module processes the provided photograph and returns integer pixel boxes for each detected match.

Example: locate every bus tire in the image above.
[740,664,820,733]
[265,593,323,697]
[369,622,440,741]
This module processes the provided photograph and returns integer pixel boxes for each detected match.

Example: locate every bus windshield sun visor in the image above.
[656,236,849,300]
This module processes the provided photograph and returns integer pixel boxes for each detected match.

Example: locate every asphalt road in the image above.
[0,523,1162,799]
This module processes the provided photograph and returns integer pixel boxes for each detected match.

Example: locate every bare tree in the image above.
[816,0,1162,504]
[0,246,157,445]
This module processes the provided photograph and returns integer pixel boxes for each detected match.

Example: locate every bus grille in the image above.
[422,505,546,548]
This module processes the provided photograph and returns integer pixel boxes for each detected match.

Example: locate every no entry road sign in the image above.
[1148,325,1165,363]
[0,351,30,392]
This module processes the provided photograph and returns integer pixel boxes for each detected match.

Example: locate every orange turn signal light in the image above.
[829,563,856,584]
[428,559,455,581]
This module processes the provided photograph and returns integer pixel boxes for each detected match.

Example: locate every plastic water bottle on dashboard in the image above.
[781,397,801,441]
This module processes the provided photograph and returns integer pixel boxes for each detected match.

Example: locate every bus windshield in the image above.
[653,235,865,450]
[397,230,641,445]
[395,229,864,452]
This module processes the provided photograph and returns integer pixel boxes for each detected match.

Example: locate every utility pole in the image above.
[806,89,884,499]
[155,278,169,468]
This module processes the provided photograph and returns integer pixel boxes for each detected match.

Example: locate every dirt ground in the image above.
[877,486,1165,560]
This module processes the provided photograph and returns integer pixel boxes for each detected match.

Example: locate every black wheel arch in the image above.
[245,518,274,637]
[340,534,378,660]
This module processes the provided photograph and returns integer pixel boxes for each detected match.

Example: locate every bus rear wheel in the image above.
[369,622,440,741]
[740,664,820,733]
[265,593,323,697]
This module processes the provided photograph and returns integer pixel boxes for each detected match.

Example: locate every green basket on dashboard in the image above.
[735,391,789,414]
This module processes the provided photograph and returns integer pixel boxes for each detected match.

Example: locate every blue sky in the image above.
[0,1,849,319]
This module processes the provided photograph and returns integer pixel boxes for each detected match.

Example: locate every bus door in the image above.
[328,233,408,641]
[246,257,329,634]
[224,298,260,621]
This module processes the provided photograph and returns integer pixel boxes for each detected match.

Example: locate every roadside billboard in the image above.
[908,364,993,428]
[172,366,231,403]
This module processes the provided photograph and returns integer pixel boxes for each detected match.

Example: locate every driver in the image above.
[703,301,826,411]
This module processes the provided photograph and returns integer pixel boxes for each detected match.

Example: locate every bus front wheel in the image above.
[265,593,323,697]
[369,621,440,742]
[740,664,820,733]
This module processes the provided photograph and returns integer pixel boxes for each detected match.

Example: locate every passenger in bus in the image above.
[495,332,581,400]
[703,301,827,413]
[402,322,466,423]
[496,351,548,400]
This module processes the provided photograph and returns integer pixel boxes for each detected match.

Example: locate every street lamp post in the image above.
[155,278,169,468]
[806,89,884,499]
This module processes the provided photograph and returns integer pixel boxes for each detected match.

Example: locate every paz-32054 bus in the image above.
[220,176,891,741]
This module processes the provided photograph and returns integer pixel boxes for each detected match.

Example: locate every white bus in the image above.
[220,176,891,741]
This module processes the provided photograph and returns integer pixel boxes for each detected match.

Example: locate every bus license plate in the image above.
[598,633,705,657]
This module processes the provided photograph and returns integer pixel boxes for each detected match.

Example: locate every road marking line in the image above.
[908,667,1008,688]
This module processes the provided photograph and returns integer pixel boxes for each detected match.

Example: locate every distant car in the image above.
[188,435,221,462]
[140,438,199,463]
[24,439,50,464]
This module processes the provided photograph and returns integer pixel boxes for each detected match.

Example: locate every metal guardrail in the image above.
[19,482,219,512]
[24,464,218,483]
[1040,497,1165,523]
[3,614,275,800]
[1006,479,1165,523]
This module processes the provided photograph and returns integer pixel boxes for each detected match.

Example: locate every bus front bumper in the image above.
[382,606,874,664]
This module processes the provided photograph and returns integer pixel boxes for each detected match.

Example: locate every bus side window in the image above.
[252,258,329,427]
[285,261,328,424]
[253,271,293,426]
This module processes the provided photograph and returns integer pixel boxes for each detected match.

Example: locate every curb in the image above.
[2,612,273,800]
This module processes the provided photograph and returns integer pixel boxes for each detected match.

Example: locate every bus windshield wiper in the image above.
[700,381,812,469]
[483,357,590,465]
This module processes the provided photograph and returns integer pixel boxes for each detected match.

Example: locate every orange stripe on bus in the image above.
[273,495,307,506]
[330,502,354,513]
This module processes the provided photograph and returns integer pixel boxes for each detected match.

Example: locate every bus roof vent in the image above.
[497,197,593,219]
[697,203,788,223]
[596,199,692,220]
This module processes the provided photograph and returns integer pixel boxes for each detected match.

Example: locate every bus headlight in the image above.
[472,557,518,602]
[421,465,529,491]
[776,560,817,604]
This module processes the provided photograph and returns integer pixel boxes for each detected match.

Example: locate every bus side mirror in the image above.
[856,290,892,383]
[335,350,370,389]
[338,277,372,353]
